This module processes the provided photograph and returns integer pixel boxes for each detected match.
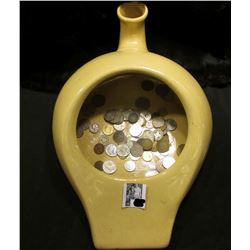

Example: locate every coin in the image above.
[94,143,105,154]
[137,138,153,151]
[124,160,136,172]
[156,136,170,153]
[141,80,155,91]
[129,124,143,137]
[142,151,153,161]
[105,144,117,157]
[130,143,143,157]
[146,120,153,129]
[117,144,130,158]
[145,170,158,177]
[177,144,185,156]
[123,109,132,121]
[104,110,116,122]
[76,126,84,138]
[114,121,126,131]
[128,112,139,124]
[142,130,155,142]
[77,118,90,130]
[99,134,109,145]
[129,154,140,161]
[94,161,104,171]
[89,123,99,133]
[162,156,176,169]
[102,124,114,135]
[152,117,165,128]
[153,129,164,141]
[166,119,177,131]
[126,137,135,149]
[103,160,117,174]
[155,84,170,97]
[156,163,165,173]
[137,116,146,126]
[113,131,125,144]
[91,94,106,107]
[112,111,124,125]
[140,111,151,121]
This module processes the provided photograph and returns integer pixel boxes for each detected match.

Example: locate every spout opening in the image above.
[117,2,148,22]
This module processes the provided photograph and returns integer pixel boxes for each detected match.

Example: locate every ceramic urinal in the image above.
[52,2,212,249]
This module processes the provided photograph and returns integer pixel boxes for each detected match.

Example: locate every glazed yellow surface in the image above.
[52,2,212,249]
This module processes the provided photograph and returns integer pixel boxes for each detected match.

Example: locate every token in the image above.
[142,130,155,142]
[102,124,114,135]
[152,117,165,128]
[129,124,143,137]
[123,109,132,121]
[112,111,124,125]
[91,94,106,107]
[146,120,153,129]
[135,97,151,110]
[142,151,153,161]
[113,131,125,144]
[130,143,143,157]
[156,136,170,153]
[114,121,126,131]
[103,160,117,174]
[76,126,84,138]
[94,143,105,154]
[104,110,116,122]
[117,144,130,158]
[162,156,176,169]
[99,134,109,145]
[140,111,151,121]
[166,119,177,131]
[137,116,146,126]
[137,138,153,151]
[94,161,104,171]
[128,112,139,124]
[124,160,136,172]
[177,144,185,156]
[105,144,117,157]
[89,123,99,133]
[153,129,164,141]
[141,80,155,91]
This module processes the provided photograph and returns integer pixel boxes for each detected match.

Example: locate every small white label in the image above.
[122,183,147,209]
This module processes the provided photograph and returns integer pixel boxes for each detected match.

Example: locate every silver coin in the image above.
[152,117,165,128]
[153,129,164,141]
[103,160,117,174]
[146,120,153,129]
[166,119,177,131]
[162,156,176,169]
[114,121,126,131]
[129,124,143,137]
[105,144,117,157]
[124,160,136,172]
[126,137,136,149]
[142,151,153,162]
[117,144,130,157]
[129,154,140,161]
[137,116,146,126]
[99,134,109,145]
[140,111,151,121]
[89,123,99,133]
[142,130,155,142]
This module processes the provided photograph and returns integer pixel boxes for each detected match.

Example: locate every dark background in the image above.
[20,1,231,250]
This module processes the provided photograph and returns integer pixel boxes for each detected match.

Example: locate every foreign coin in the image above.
[105,144,117,157]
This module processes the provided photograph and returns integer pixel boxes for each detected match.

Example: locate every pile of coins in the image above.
[77,106,185,176]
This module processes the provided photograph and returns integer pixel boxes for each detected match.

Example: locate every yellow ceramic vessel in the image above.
[52,2,212,249]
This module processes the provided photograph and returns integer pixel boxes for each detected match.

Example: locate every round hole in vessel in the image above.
[76,73,187,179]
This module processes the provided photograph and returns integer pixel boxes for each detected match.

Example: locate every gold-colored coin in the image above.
[102,124,114,135]
[137,138,153,151]
[156,136,170,153]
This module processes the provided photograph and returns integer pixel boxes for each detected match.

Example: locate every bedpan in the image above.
[52,2,212,249]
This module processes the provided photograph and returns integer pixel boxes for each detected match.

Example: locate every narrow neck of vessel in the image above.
[117,2,148,52]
